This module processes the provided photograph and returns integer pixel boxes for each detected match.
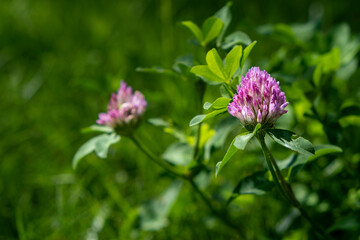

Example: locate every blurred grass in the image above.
[0,0,360,239]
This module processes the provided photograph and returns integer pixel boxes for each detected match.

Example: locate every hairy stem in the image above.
[257,134,333,240]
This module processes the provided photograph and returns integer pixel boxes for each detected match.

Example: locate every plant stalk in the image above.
[130,134,244,237]
[193,81,206,163]
[130,135,186,178]
[257,134,333,240]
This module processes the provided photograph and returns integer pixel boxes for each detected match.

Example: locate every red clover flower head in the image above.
[228,67,288,129]
[97,81,147,129]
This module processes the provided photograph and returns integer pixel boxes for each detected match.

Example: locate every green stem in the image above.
[130,135,186,178]
[257,136,290,202]
[131,134,244,237]
[257,134,333,240]
[189,179,244,237]
[193,81,206,163]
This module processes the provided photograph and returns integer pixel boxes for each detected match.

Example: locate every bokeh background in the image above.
[1,0,359,239]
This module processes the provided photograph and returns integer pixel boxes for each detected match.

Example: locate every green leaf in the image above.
[290,21,316,42]
[278,145,343,171]
[190,65,225,83]
[94,134,121,158]
[287,145,343,179]
[203,102,212,110]
[206,48,226,80]
[240,41,257,68]
[81,125,113,134]
[227,171,274,205]
[328,214,360,232]
[311,47,341,87]
[172,54,194,75]
[306,145,342,162]
[216,124,261,176]
[139,181,182,231]
[204,117,239,161]
[233,132,255,150]
[203,97,231,110]
[266,129,315,156]
[273,23,298,44]
[189,108,227,127]
[148,118,170,127]
[136,66,179,78]
[162,142,193,166]
[220,84,233,99]
[313,65,322,87]
[73,133,121,169]
[339,105,360,118]
[215,136,240,177]
[202,17,224,45]
[225,45,243,78]
[214,2,232,46]
[189,115,206,127]
[181,21,203,43]
[222,31,251,49]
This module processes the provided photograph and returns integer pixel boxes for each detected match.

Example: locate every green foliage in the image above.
[181,16,223,47]
[241,41,257,68]
[139,181,183,231]
[227,171,275,204]
[191,44,254,84]
[222,31,252,49]
[225,45,243,78]
[214,2,232,46]
[276,145,343,180]
[215,124,261,176]
[189,108,227,126]
[203,97,231,110]
[266,129,315,156]
[1,0,359,239]
[73,133,120,169]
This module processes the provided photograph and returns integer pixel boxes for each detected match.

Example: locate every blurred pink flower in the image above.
[97,81,146,128]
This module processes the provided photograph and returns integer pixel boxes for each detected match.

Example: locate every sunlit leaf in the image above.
[202,17,224,45]
[204,117,239,161]
[216,124,261,176]
[224,45,242,78]
[266,129,315,156]
[73,133,121,169]
[181,21,203,43]
[81,125,113,134]
[94,133,121,158]
[190,65,225,83]
[203,97,231,110]
[240,41,257,68]
[148,118,170,127]
[189,108,227,127]
[206,48,226,79]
